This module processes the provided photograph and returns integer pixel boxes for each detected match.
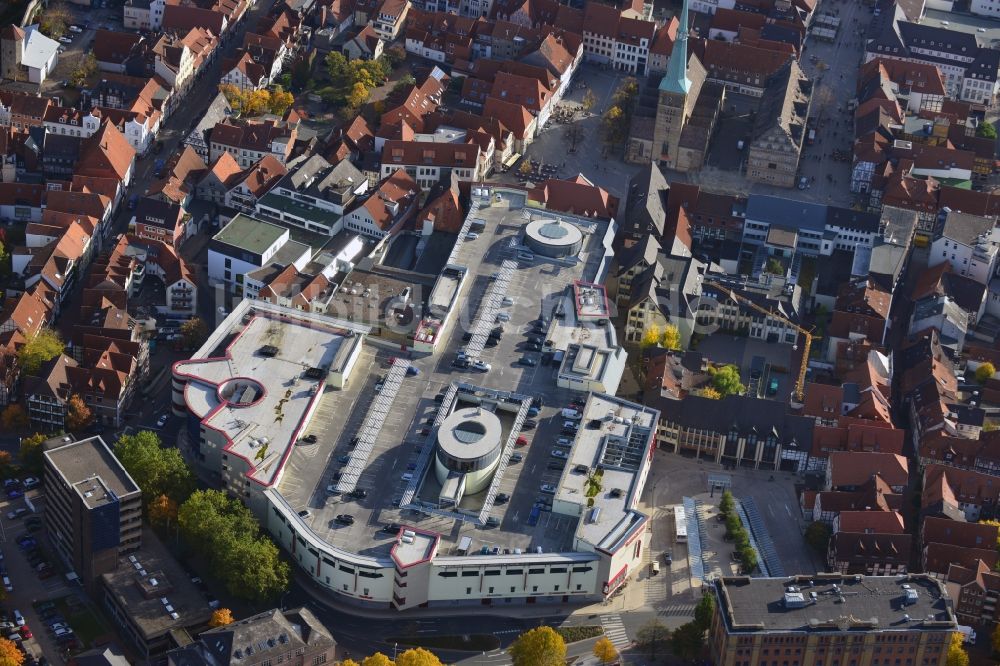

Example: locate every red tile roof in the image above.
[828,451,908,489]
[527,175,619,219]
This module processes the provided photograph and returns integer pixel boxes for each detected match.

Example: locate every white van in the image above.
[2,577,11,593]
[561,408,582,420]
[650,561,661,575]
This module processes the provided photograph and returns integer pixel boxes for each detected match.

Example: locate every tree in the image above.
[0,240,9,277]
[640,323,662,349]
[19,433,47,475]
[39,2,72,38]
[719,490,735,515]
[385,44,407,68]
[635,619,670,658]
[693,593,715,632]
[246,89,272,117]
[0,405,28,431]
[708,364,744,397]
[592,636,618,664]
[982,519,1000,556]
[268,86,295,115]
[290,56,312,91]
[347,82,370,110]
[179,317,209,349]
[340,661,362,666]
[565,124,584,151]
[671,622,705,661]
[992,624,1000,655]
[978,120,998,139]
[178,490,290,603]
[946,632,969,666]
[360,654,394,666]
[581,89,597,114]
[209,608,235,627]
[64,394,93,433]
[70,53,98,87]
[805,521,832,554]
[661,324,681,351]
[149,493,178,529]
[116,431,195,506]
[765,257,784,275]
[601,105,626,147]
[518,160,533,176]
[395,648,442,666]
[392,74,416,95]
[219,83,250,115]
[738,545,758,572]
[976,362,996,384]
[696,387,721,399]
[18,328,64,375]
[0,638,23,666]
[509,626,566,666]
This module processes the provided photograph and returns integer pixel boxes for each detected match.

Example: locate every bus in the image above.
[674,505,688,543]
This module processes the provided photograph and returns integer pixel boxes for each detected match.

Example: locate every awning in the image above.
[503,152,521,168]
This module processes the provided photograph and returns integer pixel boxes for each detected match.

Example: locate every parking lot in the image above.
[275,196,621,558]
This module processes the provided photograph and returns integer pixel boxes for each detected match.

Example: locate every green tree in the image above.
[0,240,10,277]
[178,490,289,603]
[991,624,1000,655]
[739,545,758,572]
[978,120,998,139]
[635,619,670,658]
[392,74,417,95]
[661,324,681,351]
[18,328,65,376]
[976,362,996,384]
[395,648,442,666]
[290,56,312,91]
[179,317,209,349]
[509,626,566,666]
[592,636,618,664]
[719,490,735,515]
[708,364,744,397]
[670,622,704,661]
[19,433,48,475]
[115,431,195,507]
[946,632,969,666]
[385,44,407,68]
[693,593,715,632]
[805,521,832,554]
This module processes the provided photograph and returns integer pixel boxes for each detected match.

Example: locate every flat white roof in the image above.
[556,394,658,551]
[175,301,369,486]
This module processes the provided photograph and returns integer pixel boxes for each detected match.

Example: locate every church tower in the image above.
[652,0,693,169]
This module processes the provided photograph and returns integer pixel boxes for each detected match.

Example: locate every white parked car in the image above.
[550,449,568,459]
[58,36,72,44]
[68,25,82,32]
[471,360,491,372]
[12,611,23,627]
[156,414,169,428]
[540,484,557,494]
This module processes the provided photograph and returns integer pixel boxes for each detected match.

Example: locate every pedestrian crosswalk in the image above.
[600,613,630,649]
[660,603,697,618]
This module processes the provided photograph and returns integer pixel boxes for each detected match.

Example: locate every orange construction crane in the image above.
[714,286,815,403]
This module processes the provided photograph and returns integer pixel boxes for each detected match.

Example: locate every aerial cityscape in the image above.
[0,0,996,661]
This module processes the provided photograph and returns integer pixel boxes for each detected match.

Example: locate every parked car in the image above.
[334,514,354,525]
[22,478,39,490]
[156,414,169,428]
[13,611,23,627]
[6,508,27,521]
[550,449,568,459]
[540,484,557,494]
[58,36,72,43]
[348,488,367,499]
[518,357,537,366]
[471,360,491,372]
[68,25,82,32]
[495,493,510,504]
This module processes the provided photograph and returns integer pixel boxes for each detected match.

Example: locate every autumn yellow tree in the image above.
[219,83,250,115]
[592,636,618,664]
[977,362,996,384]
[268,86,295,115]
[360,654,394,666]
[640,323,662,349]
[661,324,681,351]
[0,404,28,430]
[149,494,179,529]
[0,637,23,666]
[209,608,235,627]
[509,626,566,666]
[65,394,93,432]
[946,632,969,666]
[395,648,442,666]
[992,623,1000,655]
[339,661,362,666]
[347,82,370,109]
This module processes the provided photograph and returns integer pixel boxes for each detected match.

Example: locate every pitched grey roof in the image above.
[941,210,993,246]
[623,163,668,237]
[744,195,827,232]
[750,59,811,148]
[615,234,661,276]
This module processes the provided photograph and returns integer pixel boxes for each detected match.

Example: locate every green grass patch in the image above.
[53,597,113,649]
[555,625,604,643]
[391,634,500,652]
